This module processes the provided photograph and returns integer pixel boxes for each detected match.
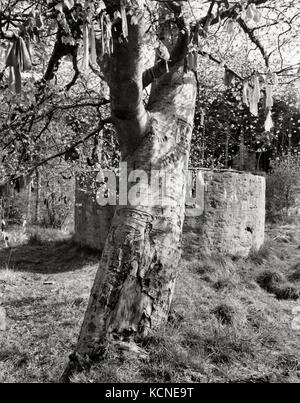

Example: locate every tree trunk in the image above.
[62,0,197,379]
[75,69,197,360]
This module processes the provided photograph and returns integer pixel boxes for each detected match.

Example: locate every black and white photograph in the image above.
[0,0,300,387]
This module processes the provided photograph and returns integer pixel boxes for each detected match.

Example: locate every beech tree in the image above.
[1,0,300,381]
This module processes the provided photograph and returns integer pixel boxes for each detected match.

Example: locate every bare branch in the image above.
[11,118,113,184]
[237,17,270,68]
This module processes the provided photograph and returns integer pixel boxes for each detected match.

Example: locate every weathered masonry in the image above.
[75,170,266,257]
[184,170,266,257]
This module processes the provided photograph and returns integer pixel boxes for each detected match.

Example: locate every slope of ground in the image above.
[0,221,300,383]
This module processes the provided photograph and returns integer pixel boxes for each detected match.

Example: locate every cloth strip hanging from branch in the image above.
[120,0,128,39]
[100,12,105,56]
[242,71,277,120]
[246,74,260,117]
[5,37,32,93]
[157,41,170,73]
[200,109,205,128]
[224,68,235,87]
[242,80,250,107]
[82,23,89,71]
[265,84,274,109]
[105,14,113,55]
[265,109,274,132]
[89,25,97,65]
[187,51,198,72]
[99,12,113,56]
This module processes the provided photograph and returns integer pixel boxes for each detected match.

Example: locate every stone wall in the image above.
[74,170,266,257]
[184,170,266,257]
[74,180,115,251]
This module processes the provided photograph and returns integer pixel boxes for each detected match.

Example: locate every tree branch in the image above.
[98,1,149,154]
[10,118,112,185]
[237,17,270,68]
[143,28,189,88]
[198,0,270,28]
[198,50,244,82]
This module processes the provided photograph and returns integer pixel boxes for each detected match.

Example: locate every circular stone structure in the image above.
[74,170,266,258]
[184,170,266,257]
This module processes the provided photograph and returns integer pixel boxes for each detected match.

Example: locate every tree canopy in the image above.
[0,0,299,184]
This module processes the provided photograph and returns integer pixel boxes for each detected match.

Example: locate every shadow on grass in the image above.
[0,238,101,274]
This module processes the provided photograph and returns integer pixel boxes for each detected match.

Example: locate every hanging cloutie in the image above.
[265,84,274,109]
[89,25,97,65]
[7,65,18,93]
[242,80,250,107]
[246,6,254,20]
[200,109,205,128]
[253,74,260,103]
[25,38,33,63]
[18,37,32,72]
[5,37,32,94]
[120,0,128,39]
[82,22,89,71]
[246,3,262,24]
[104,14,113,55]
[248,74,260,117]
[5,42,18,85]
[224,68,235,87]
[226,19,235,36]
[263,70,278,131]
[187,51,198,72]
[158,41,170,73]
[272,73,279,86]
[265,109,274,132]
[100,12,105,56]
[100,12,113,56]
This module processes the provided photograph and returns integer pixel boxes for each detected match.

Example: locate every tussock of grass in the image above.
[274,286,299,301]
[212,304,236,326]
[288,263,300,283]
[0,267,17,283]
[249,244,273,265]
[257,270,284,292]
[27,233,44,246]
[257,270,299,301]
[276,354,300,373]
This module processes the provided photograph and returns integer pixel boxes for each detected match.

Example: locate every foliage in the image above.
[266,154,300,220]
[191,68,300,171]
[0,0,299,180]
[40,167,74,229]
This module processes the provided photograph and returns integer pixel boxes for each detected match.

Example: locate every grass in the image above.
[0,221,300,383]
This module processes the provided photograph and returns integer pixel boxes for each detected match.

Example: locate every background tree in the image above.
[192,81,300,170]
[266,154,300,220]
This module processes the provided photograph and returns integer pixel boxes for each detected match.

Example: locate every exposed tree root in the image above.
[60,352,91,383]
[60,341,149,383]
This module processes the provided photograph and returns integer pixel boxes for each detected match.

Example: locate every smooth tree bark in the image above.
[62,0,197,379]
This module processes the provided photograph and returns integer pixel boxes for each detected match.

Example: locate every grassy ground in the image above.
[0,221,300,383]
